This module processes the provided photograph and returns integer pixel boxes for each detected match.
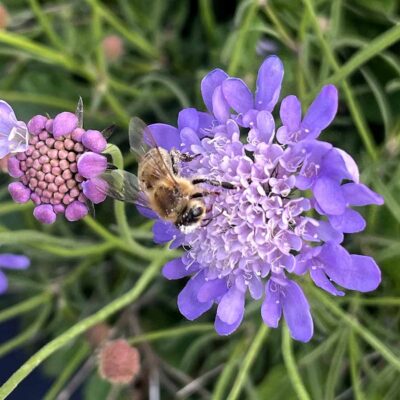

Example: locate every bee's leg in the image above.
[201,207,225,227]
[192,178,236,190]
[190,191,220,199]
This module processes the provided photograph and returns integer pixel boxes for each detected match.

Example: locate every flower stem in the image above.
[302,0,378,161]
[128,323,214,345]
[0,291,52,324]
[282,326,311,400]
[0,255,166,399]
[0,304,51,359]
[43,343,90,400]
[228,0,259,76]
[226,324,268,400]
[313,288,400,372]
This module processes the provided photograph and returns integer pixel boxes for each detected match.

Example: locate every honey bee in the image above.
[98,118,235,233]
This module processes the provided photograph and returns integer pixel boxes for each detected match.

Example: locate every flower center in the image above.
[181,131,308,284]
[16,131,86,211]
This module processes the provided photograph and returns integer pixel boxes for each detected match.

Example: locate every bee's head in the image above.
[176,201,206,233]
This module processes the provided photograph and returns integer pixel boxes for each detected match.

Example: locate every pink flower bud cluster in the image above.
[8,111,108,224]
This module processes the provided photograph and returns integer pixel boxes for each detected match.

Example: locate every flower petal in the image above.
[201,68,229,112]
[0,270,8,294]
[261,280,282,328]
[33,204,57,224]
[27,115,47,135]
[255,56,284,111]
[77,152,107,179]
[335,148,359,183]
[321,244,381,292]
[212,86,230,123]
[342,183,384,206]
[329,208,366,233]
[147,123,180,151]
[65,201,88,221]
[178,108,199,131]
[280,95,301,131]
[214,313,243,335]
[301,84,338,139]
[310,268,344,296]
[8,182,31,203]
[282,280,314,342]
[222,78,253,114]
[197,278,228,302]
[152,220,181,244]
[217,285,245,324]
[0,254,30,269]
[162,257,200,280]
[53,112,78,138]
[82,179,107,204]
[177,271,213,320]
[256,111,275,143]
[313,177,346,215]
[82,130,107,153]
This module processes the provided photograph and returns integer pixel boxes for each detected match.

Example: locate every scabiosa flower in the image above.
[142,56,384,342]
[5,100,109,224]
[0,254,30,294]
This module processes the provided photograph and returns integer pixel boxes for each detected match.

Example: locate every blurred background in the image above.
[0,0,399,399]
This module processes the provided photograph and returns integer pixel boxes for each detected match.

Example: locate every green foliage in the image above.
[0,0,399,398]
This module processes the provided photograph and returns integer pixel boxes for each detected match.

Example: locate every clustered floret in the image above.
[6,109,108,223]
[140,56,384,342]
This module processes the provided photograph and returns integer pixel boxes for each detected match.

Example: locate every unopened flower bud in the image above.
[102,35,124,63]
[98,339,140,384]
[86,323,111,347]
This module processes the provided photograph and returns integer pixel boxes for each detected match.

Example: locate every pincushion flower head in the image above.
[3,99,109,224]
[131,56,384,342]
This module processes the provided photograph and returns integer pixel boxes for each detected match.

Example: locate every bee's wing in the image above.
[129,117,153,159]
[129,117,178,184]
[94,169,148,207]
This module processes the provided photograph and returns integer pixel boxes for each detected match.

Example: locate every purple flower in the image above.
[0,101,29,159]
[139,56,384,342]
[5,101,109,224]
[0,254,30,294]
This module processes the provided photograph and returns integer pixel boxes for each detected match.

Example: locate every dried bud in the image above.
[86,323,111,347]
[102,35,124,63]
[98,339,140,384]
[0,5,9,30]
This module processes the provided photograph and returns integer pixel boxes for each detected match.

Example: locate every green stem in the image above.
[0,304,51,358]
[212,339,247,400]
[104,144,136,246]
[302,0,378,161]
[128,323,214,345]
[0,202,33,216]
[0,292,52,324]
[28,0,65,50]
[349,331,364,400]
[226,324,268,400]
[84,0,158,58]
[314,23,400,97]
[228,1,259,75]
[198,0,217,44]
[43,343,90,400]
[313,289,400,373]
[264,4,297,51]
[282,326,311,400]
[0,256,166,399]
[0,31,92,80]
